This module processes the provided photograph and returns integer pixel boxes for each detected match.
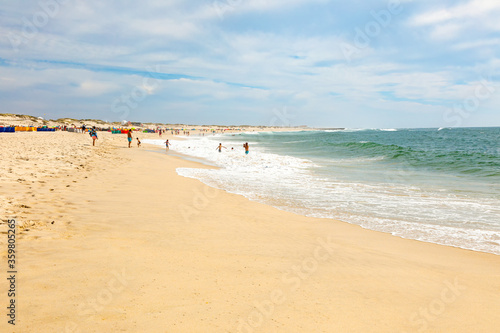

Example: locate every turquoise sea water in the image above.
[150,127,500,255]
[239,127,500,196]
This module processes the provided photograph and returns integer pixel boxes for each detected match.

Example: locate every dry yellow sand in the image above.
[0,131,499,332]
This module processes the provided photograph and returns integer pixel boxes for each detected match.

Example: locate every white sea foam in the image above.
[335,128,367,132]
[144,137,315,172]
[326,156,386,164]
[144,136,500,256]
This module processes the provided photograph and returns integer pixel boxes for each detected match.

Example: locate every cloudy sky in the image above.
[1,0,500,127]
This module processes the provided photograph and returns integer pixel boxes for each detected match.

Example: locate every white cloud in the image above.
[1,1,500,126]
[429,22,462,40]
[410,0,500,41]
[453,38,500,50]
[412,0,500,26]
[194,0,328,21]
[412,8,453,26]
[127,19,200,39]
[79,80,119,96]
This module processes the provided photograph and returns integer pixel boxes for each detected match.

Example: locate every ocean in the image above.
[145,127,500,255]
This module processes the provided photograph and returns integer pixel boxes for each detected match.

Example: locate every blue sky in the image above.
[1,0,500,127]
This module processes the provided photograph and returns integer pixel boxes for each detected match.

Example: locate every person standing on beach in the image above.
[137,137,141,148]
[89,127,98,146]
[243,142,249,155]
[216,143,226,152]
[82,124,86,134]
[165,139,170,151]
[127,129,133,148]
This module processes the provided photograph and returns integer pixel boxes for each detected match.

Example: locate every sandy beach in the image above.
[1,129,499,332]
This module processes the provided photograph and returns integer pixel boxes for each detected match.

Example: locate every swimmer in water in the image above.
[216,143,226,152]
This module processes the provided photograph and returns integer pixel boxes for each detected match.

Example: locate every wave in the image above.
[144,137,317,171]
[328,156,386,164]
[144,131,500,256]
[325,140,500,177]
[336,128,367,132]
[282,140,309,144]
[327,128,398,132]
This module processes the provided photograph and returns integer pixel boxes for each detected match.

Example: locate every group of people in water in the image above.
[86,127,249,155]
[217,142,249,154]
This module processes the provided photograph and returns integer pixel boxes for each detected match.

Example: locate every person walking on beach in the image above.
[165,139,170,151]
[89,126,98,146]
[243,142,249,155]
[127,129,133,148]
[137,137,141,148]
[82,124,86,134]
[216,143,226,152]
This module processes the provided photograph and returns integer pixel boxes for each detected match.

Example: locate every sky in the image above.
[1,0,500,128]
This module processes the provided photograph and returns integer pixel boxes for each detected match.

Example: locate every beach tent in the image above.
[0,127,16,132]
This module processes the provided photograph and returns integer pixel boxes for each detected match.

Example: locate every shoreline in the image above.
[1,131,499,332]
[145,133,500,257]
